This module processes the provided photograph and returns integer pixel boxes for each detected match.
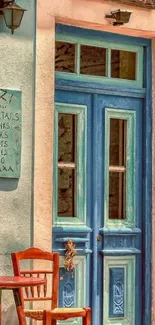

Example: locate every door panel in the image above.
[53,89,142,325]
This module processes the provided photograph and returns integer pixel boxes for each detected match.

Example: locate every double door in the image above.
[53,87,143,325]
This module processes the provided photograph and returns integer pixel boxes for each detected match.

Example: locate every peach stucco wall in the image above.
[35,0,155,322]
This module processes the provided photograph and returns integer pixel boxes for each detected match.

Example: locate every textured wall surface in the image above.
[0,0,35,321]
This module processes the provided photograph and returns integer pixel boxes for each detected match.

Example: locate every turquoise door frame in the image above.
[53,25,152,325]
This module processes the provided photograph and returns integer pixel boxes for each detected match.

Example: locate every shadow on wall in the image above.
[0,179,19,191]
[2,304,18,325]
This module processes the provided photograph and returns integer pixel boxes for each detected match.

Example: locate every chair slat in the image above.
[44,274,47,297]
[25,286,29,298]
[30,274,34,297]
[23,274,29,297]
[37,273,41,297]
[21,270,53,275]
[24,297,53,301]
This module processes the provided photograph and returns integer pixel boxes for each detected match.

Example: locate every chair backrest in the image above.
[11,247,60,309]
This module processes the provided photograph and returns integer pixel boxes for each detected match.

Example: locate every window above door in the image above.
[55,35,143,88]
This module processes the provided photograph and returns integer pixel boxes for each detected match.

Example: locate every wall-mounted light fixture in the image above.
[0,0,27,34]
[105,9,132,26]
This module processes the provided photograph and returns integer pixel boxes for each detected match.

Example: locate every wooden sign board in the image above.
[0,89,21,178]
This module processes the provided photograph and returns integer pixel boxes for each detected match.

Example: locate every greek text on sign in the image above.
[0,89,21,178]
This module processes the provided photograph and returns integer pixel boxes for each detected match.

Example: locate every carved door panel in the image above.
[53,88,143,325]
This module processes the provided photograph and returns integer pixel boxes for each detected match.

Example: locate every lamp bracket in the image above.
[0,0,14,15]
[0,0,14,9]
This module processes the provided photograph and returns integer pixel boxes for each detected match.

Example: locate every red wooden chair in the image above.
[11,247,91,324]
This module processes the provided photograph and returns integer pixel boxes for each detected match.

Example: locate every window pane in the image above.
[58,113,76,163]
[58,168,75,217]
[55,41,76,73]
[110,119,126,166]
[80,45,106,76]
[111,50,136,80]
[109,172,126,219]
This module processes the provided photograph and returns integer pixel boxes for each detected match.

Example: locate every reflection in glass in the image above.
[58,113,76,163]
[58,169,75,217]
[80,45,106,76]
[109,172,126,219]
[111,50,136,80]
[110,119,126,166]
[55,41,76,73]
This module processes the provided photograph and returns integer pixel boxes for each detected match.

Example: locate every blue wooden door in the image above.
[53,86,143,325]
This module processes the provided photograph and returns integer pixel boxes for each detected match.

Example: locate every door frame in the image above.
[54,24,152,325]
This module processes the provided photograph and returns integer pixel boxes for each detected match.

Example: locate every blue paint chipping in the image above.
[109,268,125,318]
[56,24,150,46]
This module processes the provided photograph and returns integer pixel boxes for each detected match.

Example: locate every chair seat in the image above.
[52,308,85,313]
[50,308,87,320]
[25,307,86,320]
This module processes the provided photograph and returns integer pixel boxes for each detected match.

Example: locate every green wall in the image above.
[0,0,35,320]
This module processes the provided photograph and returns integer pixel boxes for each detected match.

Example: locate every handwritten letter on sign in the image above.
[0,89,21,178]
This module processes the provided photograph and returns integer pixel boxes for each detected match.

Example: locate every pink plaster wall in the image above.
[35,0,155,322]
[34,21,55,251]
[37,0,155,37]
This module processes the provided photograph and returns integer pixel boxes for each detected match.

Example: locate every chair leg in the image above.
[13,288,27,325]
[43,310,52,325]
[83,308,91,325]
